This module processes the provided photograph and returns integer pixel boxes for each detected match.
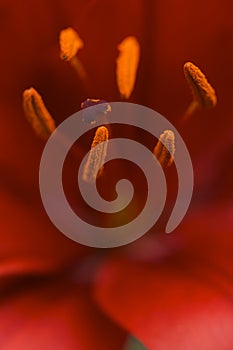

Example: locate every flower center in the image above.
[22,27,217,231]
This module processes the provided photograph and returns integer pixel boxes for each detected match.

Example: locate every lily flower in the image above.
[0,1,233,349]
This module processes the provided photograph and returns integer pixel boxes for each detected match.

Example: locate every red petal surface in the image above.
[0,278,126,350]
[0,165,91,273]
[94,202,233,350]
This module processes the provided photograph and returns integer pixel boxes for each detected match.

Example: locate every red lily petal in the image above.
[94,203,233,350]
[0,172,90,269]
[0,278,126,350]
[0,165,91,274]
[0,104,92,273]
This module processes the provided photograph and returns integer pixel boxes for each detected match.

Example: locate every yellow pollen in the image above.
[22,87,56,140]
[116,36,140,99]
[184,62,217,109]
[153,130,175,168]
[82,126,109,183]
[59,27,87,85]
[59,27,84,61]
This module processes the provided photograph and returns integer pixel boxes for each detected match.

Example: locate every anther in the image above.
[22,87,56,140]
[59,27,84,61]
[59,27,87,83]
[183,62,217,120]
[82,126,109,183]
[116,36,140,99]
[153,130,175,168]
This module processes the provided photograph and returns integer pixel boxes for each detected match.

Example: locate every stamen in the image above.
[153,130,175,168]
[22,87,56,140]
[59,27,87,83]
[59,27,84,61]
[183,62,217,120]
[116,36,140,99]
[69,56,88,82]
[82,126,109,183]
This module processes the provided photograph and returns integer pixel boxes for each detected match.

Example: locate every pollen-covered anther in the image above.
[22,87,56,140]
[59,27,84,61]
[116,36,140,99]
[153,130,175,168]
[184,62,217,109]
[82,126,109,183]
